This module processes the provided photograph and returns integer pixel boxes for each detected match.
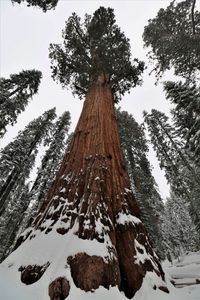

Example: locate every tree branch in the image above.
[74,84,87,94]
[72,22,92,65]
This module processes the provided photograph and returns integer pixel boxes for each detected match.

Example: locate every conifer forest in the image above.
[0,1,199,299]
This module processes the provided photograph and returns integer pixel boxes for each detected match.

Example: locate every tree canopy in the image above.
[49,6,144,103]
[143,0,200,81]
[11,0,58,12]
[0,69,42,137]
[0,108,56,215]
[163,81,200,162]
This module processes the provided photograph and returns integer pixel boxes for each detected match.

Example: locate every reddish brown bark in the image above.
[68,253,120,291]
[17,73,167,298]
[49,277,70,300]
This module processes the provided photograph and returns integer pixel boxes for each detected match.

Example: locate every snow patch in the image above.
[116,212,141,225]
[134,240,158,270]
[124,188,132,193]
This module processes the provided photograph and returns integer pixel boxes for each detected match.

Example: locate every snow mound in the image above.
[1,244,200,300]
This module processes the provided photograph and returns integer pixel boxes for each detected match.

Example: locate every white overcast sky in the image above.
[0,0,179,199]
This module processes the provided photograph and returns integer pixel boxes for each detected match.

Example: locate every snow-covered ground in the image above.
[0,250,199,300]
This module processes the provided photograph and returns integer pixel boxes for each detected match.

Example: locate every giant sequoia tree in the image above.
[1,7,168,299]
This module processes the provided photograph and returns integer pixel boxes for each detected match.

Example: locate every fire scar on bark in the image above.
[49,277,70,300]
[68,253,120,291]
[19,262,50,285]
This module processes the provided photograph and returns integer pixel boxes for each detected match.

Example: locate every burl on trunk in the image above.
[15,74,167,299]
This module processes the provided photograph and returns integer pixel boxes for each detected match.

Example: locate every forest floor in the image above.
[0,250,199,299]
[161,250,200,300]
[165,250,200,287]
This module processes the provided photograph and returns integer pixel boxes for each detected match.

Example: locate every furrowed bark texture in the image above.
[16,74,165,298]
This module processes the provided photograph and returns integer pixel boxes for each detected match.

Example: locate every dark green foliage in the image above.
[164,81,200,163]
[49,7,144,103]
[116,108,165,258]
[11,0,58,12]
[0,108,56,216]
[143,0,200,80]
[0,69,42,138]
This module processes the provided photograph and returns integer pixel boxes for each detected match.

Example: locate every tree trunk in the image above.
[11,74,167,298]
[0,169,19,215]
[191,0,196,35]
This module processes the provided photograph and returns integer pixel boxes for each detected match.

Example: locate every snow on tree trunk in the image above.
[1,76,167,299]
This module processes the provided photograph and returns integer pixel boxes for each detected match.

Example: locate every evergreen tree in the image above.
[116,108,165,258]
[49,7,144,102]
[0,112,71,261]
[0,183,30,262]
[162,191,199,258]
[2,8,167,299]
[144,109,200,230]
[0,108,56,216]
[11,0,58,12]
[143,0,200,80]
[164,81,200,163]
[23,111,71,227]
[0,69,42,138]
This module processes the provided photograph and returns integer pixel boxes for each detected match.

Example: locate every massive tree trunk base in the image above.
[1,225,168,299]
[0,76,168,299]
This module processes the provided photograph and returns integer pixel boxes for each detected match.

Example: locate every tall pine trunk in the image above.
[7,75,167,299]
[0,169,19,215]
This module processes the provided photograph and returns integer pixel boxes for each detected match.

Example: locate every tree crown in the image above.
[12,0,58,12]
[49,6,144,103]
[0,69,42,99]
[143,0,200,81]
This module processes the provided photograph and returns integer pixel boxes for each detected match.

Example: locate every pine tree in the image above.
[1,7,167,299]
[0,69,42,138]
[116,108,165,259]
[0,108,56,216]
[164,81,200,164]
[0,183,30,262]
[144,109,200,230]
[0,111,70,262]
[23,111,71,228]
[162,191,199,259]
[143,0,200,81]
[11,0,58,12]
